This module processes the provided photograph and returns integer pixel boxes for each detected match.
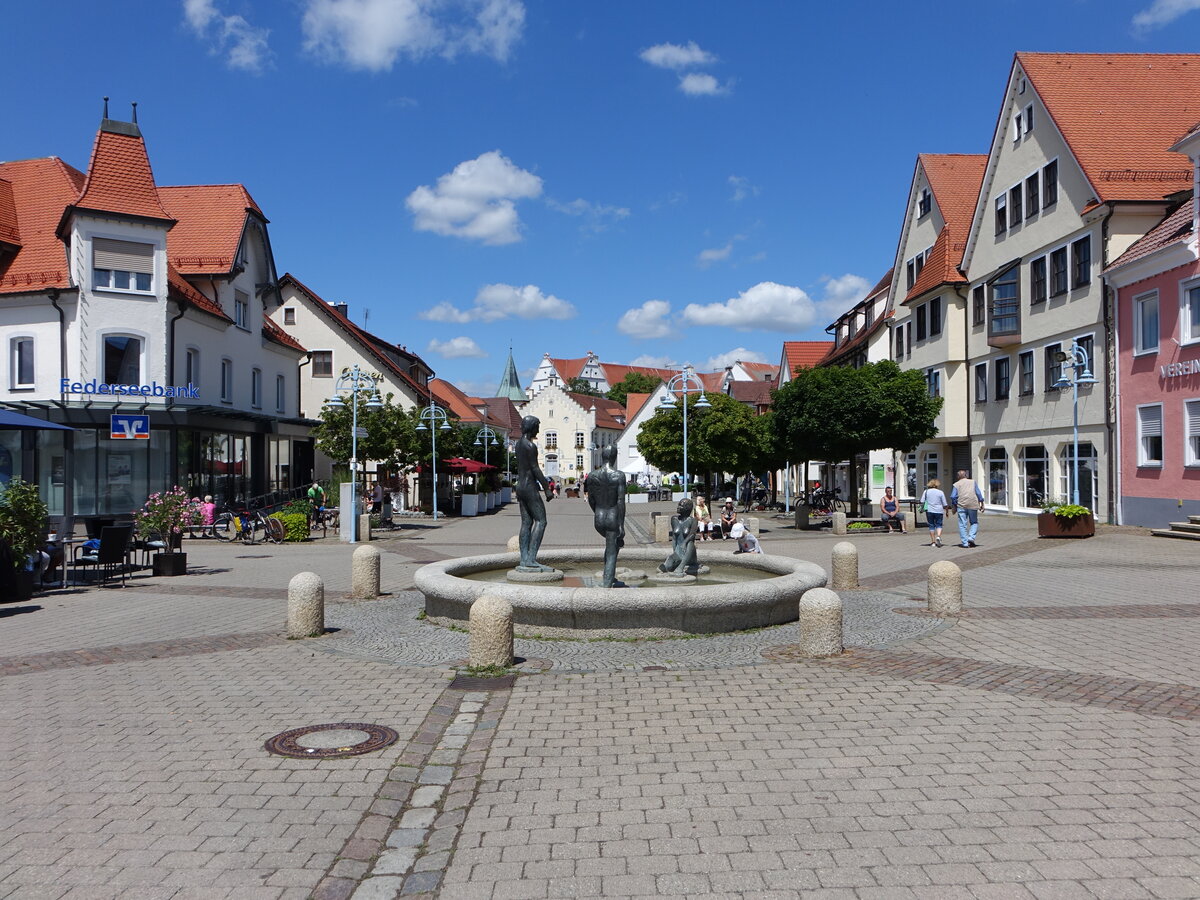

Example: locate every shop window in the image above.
[93,238,154,293]
[1186,400,1200,467]
[974,363,987,403]
[1059,443,1097,509]
[103,335,142,384]
[221,359,233,403]
[10,337,34,389]
[1018,351,1034,396]
[1018,445,1049,508]
[986,447,1008,505]
[1134,292,1159,354]
[251,368,262,408]
[276,374,286,413]
[312,351,333,377]
[1137,404,1163,467]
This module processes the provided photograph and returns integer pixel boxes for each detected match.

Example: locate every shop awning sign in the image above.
[110,414,150,440]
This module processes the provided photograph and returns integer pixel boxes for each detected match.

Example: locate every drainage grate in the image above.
[448,674,516,691]
[264,722,399,759]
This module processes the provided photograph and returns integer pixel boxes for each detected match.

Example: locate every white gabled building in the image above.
[516,383,625,483]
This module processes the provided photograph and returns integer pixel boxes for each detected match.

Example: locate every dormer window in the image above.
[93,238,154,293]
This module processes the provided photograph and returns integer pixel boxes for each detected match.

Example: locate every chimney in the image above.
[333,302,349,318]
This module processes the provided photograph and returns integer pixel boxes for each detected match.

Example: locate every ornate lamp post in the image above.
[657,364,711,495]
[323,365,383,543]
[473,425,500,470]
[415,403,452,520]
[1053,342,1097,506]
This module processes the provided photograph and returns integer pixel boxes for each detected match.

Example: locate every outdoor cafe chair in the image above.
[72,524,134,587]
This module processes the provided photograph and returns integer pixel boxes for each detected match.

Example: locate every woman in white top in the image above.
[694,495,713,540]
[920,478,949,548]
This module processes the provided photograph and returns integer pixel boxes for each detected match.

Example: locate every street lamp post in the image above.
[323,365,383,543]
[1054,342,1097,507]
[658,364,711,496]
[473,425,500,470]
[415,402,452,520]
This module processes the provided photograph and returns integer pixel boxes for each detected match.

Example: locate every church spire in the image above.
[495,347,525,401]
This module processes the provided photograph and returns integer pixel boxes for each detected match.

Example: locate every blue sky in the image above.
[7,0,1200,397]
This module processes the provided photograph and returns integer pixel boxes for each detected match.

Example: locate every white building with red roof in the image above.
[0,107,310,524]
[516,382,625,484]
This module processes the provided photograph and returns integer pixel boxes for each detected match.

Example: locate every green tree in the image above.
[636,392,762,490]
[605,371,662,407]
[771,360,942,515]
[565,376,602,396]
[311,392,420,469]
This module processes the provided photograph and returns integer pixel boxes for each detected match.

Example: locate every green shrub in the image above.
[281,499,312,517]
[847,521,873,530]
[1044,503,1090,519]
[274,513,309,542]
[626,482,644,494]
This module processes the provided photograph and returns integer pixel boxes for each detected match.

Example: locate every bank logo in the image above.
[111,414,150,440]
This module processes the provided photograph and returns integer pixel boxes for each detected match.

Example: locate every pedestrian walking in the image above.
[920,478,948,548]
[950,469,985,547]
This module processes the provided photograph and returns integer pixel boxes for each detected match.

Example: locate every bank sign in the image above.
[111,414,150,440]
[61,379,199,399]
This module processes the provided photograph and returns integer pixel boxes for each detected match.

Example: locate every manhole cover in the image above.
[264,722,399,759]
[448,674,516,691]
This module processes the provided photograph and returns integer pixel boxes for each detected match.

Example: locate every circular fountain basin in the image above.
[414,547,828,639]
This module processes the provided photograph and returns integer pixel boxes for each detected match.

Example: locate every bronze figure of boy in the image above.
[515,415,555,571]
[587,444,627,587]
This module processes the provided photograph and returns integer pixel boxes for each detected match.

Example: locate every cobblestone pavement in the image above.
[1,498,1198,899]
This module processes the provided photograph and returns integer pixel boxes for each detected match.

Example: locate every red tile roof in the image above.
[623,392,654,422]
[430,378,489,424]
[782,341,835,376]
[728,379,774,407]
[167,265,231,322]
[68,126,174,227]
[0,157,83,294]
[567,392,627,430]
[698,370,725,392]
[738,361,778,378]
[280,273,431,399]
[159,184,262,274]
[263,315,306,352]
[1106,197,1195,271]
[1019,53,1200,202]
[905,156,986,303]
[599,361,675,386]
[905,226,968,302]
[0,179,20,248]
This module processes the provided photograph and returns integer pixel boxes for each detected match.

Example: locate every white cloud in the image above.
[728,175,759,203]
[639,41,716,70]
[679,73,730,96]
[617,300,672,339]
[302,0,525,71]
[1132,0,1200,32]
[427,336,487,359]
[546,197,630,233]
[700,348,768,373]
[683,282,818,332]
[406,151,542,245]
[818,273,873,316]
[418,283,575,323]
[697,242,734,268]
[183,0,271,72]
[628,354,677,369]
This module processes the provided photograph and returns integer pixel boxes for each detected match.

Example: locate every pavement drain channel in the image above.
[313,681,512,900]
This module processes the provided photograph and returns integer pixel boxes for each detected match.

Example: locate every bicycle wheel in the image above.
[241,517,261,545]
[833,497,847,512]
[213,513,236,542]
[264,516,286,544]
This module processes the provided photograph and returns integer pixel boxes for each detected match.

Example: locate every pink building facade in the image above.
[1107,128,1200,526]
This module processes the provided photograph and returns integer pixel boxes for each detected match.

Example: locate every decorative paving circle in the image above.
[263,722,399,759]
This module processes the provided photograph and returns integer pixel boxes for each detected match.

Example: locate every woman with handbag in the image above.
[919,479,949,548]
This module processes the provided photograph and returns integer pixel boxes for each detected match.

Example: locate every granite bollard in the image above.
[928,560,963,614]
[832,511,848,535]
[831,541,859,590]
[506,535,520,553]
[469,594,514,668]
[352,544,381,599]
[798,588,843,657]
[287,572,324,638]
[358,513,372,543]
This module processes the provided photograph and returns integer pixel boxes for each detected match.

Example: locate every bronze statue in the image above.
[515,415,555,571]
[659,497,698,577]
[587,444,627,587]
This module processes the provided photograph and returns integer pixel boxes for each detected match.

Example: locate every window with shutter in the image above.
[1138,405,1163,466]
[93,238,155,292]
[1185,400,1200,466]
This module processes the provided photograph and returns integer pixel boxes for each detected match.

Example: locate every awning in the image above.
[415,458,498,474]
[0,408,75,431]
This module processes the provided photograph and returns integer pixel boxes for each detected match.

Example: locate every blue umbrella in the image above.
[0,409,75,430]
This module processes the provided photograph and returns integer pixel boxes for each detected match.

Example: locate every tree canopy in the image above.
[605,371,662,407]
[565,376,602,396]
[636,392,763,484]
[310,392,421,469]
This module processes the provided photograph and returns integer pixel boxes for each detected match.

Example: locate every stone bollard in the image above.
[506,535,520,553]
[287,572,324,638]
[797,588,843,657]
[928,560,963,615]
[351,544,381,599]
[469,594,514,668]
[745,517,760,535]
[654,515,671,543]
[832,511,847,535]
[902,511,916,534]
[831,541,859,590]
[358,513,372,543]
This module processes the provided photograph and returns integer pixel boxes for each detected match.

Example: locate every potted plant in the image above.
[0,478,49,601]
[626,481,648,504]
[1037,499,1095,538]
[460,481,479,517]
[135,486,202,575]
[500,479,512,504]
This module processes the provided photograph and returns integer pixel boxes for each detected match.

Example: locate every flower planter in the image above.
[1036,511,1095,538]
[152,553,188,576]
[627,493,649,504]
[501,487,512,504]
[461,494,479,517]
[11,569,35,602]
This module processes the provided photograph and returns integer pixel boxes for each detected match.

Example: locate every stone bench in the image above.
[650,513,760,542]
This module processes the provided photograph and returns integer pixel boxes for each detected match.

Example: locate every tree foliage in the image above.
[605,371,662,407]
[311,393,422,468]
[565,376,602,397]
[771,360,942,463]
[636,392,763,483]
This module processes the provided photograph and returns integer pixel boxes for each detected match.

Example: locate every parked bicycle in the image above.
[214,504,285,545]
[807,487,845,515]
